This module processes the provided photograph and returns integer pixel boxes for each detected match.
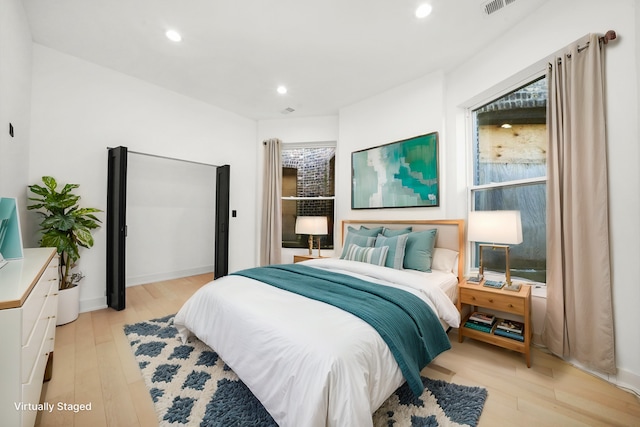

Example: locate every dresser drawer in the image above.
[460,287,525,315]
[43,287,58,354]
[22,321,52,427]
[21,277,49,346]
[21,261,58,346]
[21,280,58,383]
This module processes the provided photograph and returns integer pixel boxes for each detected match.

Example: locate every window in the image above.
[282,145,335,249]
[469,76,547,283]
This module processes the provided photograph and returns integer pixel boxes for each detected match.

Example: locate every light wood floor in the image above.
[36,274,640,427]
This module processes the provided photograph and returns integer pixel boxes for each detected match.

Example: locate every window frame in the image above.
[281,141,336,250]
[466,71,548,285]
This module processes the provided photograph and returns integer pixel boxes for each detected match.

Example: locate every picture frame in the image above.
[351,132,439,209]
[0,197,24,260]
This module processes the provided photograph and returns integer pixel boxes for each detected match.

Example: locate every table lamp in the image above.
[468,210,523,285]
[295,216,328,257]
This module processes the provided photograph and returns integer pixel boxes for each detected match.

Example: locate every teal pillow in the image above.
[403,229,438,272]
[375,233,409,269]
[350,225,384,237]
[340,231,376,259]
[343,244,389,266]
[382,227,412,237]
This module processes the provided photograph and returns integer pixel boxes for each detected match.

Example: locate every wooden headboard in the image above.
[341,219,465,281]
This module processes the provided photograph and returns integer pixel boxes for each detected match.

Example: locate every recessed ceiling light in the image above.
[277,86,288,95]
[415,4,433,18]
[165,29,182,42]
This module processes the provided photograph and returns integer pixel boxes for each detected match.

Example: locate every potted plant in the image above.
[28,176,102,325]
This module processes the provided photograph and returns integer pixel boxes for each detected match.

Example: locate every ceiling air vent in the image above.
[281,107,295,115]
[482,0,517,16]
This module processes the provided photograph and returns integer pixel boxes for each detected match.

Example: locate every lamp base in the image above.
[504,282,522,292]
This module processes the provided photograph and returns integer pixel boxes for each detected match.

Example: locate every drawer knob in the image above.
[470,296,476,301]
[488,298,494,303]
[508,303,514,308]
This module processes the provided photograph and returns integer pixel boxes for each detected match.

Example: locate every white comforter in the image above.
[174,258,460,427]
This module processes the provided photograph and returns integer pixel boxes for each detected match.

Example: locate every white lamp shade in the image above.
[295,216,328,235]
[468,210,523,244]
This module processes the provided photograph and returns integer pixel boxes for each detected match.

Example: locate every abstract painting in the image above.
[351,132,439,209]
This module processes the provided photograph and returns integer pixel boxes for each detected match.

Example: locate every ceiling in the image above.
[22,0,550,120]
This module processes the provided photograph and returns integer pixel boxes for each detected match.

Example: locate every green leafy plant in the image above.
[28,176,102,290]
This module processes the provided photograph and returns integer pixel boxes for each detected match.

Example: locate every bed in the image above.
[174,219,464,426]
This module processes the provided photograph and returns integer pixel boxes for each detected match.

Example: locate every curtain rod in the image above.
[600,30,617,44]
[550,30,617,66]
[581,30,617,52]
[578,30,618,52]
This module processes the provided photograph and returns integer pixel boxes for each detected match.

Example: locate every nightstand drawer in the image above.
[460,288,524,315]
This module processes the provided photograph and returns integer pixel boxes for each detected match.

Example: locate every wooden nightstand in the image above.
[457,279,532,367]
[293,254,327,263]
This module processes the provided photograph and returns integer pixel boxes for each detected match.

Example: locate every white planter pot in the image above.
[57,285,80,325]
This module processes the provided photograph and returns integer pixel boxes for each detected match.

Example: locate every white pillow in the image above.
[432,247,459,273]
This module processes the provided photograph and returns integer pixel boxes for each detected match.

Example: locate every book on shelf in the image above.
[463,321,494,333]
[494,328,524,342]
[496,318,524,334]
[469,311,496,325]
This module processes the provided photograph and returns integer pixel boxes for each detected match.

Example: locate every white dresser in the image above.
[0,248,58,427]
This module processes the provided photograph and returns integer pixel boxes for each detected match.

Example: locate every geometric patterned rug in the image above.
[124,315,487,427]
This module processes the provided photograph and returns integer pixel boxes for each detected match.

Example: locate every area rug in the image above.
[124,315,487,427]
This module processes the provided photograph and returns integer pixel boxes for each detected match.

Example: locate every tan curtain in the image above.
[543,34,615,374]
[260,138,282,265]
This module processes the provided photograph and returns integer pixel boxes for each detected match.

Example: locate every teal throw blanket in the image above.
[232,263,451,396]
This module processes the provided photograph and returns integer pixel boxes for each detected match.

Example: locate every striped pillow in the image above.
[375,232,409,269]
[343,243,389,266]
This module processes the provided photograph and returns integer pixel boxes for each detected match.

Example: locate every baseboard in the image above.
[615,367,640,397]
[77,266,214,314]
[126,265,214,287]
[80,296,107,313]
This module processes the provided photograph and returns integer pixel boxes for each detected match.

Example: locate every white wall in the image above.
[443,0,639,393]
[0,0,32,232]
[257,116,339,263]
[28,45,258,312]
[337,71,447,231]
[125,153,216,286]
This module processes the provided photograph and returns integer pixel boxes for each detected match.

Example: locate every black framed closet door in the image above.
[106,146,128,311]
[107,150,229,309]
[214,165,230,279]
